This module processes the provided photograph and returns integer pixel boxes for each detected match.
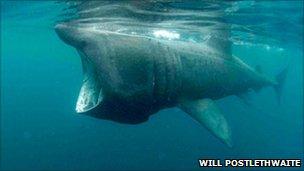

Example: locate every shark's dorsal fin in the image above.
[204,8,231,60]
[179,99,232,147]
[76,51,103,113]
[206,26,231,60]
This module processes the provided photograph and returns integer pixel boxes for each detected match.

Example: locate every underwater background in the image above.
[1,1,303,170]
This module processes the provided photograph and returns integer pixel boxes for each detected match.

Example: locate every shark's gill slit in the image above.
[76,50,103,113]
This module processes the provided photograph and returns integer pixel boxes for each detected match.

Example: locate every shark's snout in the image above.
[55,23,86,48]
[55,24,71,44]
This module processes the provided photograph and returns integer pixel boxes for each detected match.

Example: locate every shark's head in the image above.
[55,22,105,114]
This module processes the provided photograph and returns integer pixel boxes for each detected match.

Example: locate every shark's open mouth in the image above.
[75,50,103,113]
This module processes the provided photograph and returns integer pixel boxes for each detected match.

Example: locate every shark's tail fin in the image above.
[273,67,288,104]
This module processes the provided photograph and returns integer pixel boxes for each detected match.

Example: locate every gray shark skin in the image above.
[55,22,286,147]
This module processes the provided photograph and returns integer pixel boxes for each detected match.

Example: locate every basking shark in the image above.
[55,20,287,147]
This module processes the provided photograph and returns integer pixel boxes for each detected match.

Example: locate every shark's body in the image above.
[55,22,286,147]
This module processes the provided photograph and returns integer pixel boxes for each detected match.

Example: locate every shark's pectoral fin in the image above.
[179,99,232,147]
[76,51,103,113]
